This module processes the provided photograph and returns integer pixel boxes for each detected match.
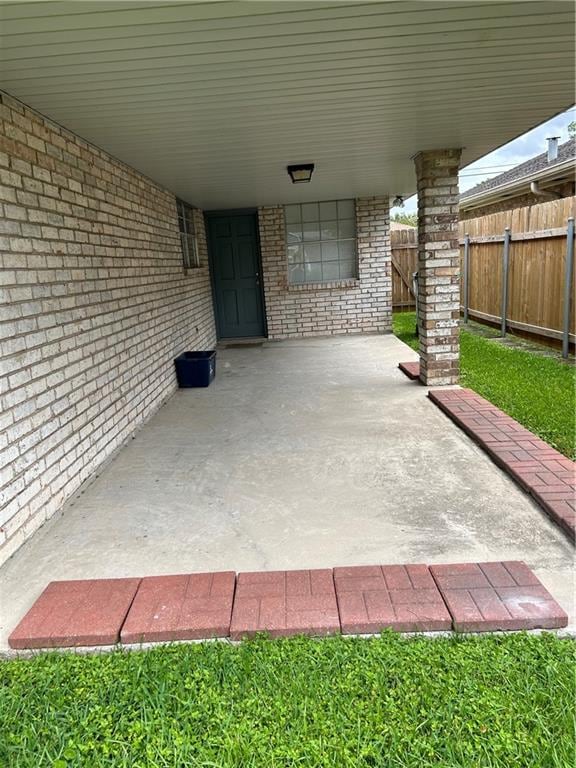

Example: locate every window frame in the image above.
[284,199,358,285]
[177,199,201,270]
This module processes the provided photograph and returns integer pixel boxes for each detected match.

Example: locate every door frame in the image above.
[205,208,268,340]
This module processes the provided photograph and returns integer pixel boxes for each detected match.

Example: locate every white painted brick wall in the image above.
[258,199,391,339]
[0,92,216,565]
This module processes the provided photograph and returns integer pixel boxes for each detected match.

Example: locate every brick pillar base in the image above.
[413,148,462,386]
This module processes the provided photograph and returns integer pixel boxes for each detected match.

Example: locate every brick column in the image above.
[413,148,462,385]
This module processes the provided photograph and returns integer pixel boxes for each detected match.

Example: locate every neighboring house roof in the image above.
[460,137,575,210]
[390,220,416,231]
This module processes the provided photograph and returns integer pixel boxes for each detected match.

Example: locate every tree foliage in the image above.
[391,212,417,227]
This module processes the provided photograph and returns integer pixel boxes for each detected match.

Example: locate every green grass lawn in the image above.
[393,312,576,459]
[0,633,573,768]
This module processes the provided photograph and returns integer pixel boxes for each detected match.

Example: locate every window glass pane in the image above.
[286,225,302,244]
[320,221,338,240]
[339,259,356,279]
[187,235,199,267]
[304,243,321,262]
[285,204,301,224]
[302,202,319,222]
[178,201,200,268]
[305,262,322,282]
[339,240,355,259]
[322,262,340,281]
[180,233,189,261]
[289,265,305,283]
[337,199,355,219]
[338,219,355,239]
[285,199,357,284]
[319,201,337,220]
[288,244,303,264]
[302,221,321,241]
[321,242,339,262]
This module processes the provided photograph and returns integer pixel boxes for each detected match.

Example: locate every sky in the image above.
[401,106,576,214]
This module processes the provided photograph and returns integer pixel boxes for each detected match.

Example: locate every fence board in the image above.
[459,197,575,344]
[466,242,502,318]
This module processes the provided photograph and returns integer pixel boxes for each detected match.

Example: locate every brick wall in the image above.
[0,92,216,566]
[460,180,575,220]
[257,198,391,339]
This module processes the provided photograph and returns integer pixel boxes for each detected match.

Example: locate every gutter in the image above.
[530,181,562,200]
[459,157,575,211]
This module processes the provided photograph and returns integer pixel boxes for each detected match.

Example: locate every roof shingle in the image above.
[460,137,575,200]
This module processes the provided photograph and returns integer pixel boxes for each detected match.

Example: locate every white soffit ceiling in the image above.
[0,0,574,209]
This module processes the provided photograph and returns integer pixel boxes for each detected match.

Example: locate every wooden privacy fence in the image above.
[391,198,575,356]
[460,196,575,356]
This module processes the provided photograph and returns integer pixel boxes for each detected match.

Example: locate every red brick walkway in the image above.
[429,388,575,541]
[9,561,567,649]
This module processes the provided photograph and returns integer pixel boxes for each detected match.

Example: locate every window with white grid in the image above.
[177,199,200,269]
[284,200,357,284]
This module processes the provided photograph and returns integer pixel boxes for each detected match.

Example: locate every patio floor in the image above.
[1,334,574,651]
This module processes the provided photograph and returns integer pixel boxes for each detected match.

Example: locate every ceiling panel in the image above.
[0,0,573,209]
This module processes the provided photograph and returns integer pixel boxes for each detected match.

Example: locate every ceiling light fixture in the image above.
[392,195,404,207]
[287,163,315,184]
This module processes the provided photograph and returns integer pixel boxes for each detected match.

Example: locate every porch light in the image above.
[287,163,314,184]
[392,195,404,207]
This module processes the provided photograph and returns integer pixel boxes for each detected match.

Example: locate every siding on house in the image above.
[258,198,391,339]
[0,92,216,566]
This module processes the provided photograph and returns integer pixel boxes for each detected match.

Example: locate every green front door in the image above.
[208,212,266,339]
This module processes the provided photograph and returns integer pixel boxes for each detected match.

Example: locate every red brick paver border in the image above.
[120,571,235,644]
[8,562,569,649]
[430,561,568,632]
[229,569,340,639]
[8,578,141,649]
[429,388,575,541]
[334,564,452,633]
[398,361,420,380]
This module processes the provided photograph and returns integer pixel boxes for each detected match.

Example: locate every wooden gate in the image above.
[391,227,417,309]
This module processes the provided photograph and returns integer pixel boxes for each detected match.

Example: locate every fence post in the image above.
[500,227,511,337]
[562,216,575,359]
[463,233,470,324]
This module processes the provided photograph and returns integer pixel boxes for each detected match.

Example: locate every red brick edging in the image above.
[429,388,575,541]
[430,561,567,632]
[8,561,568,649]
[398,361,420,380]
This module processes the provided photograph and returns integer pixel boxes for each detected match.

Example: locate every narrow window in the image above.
[177,199,200,269]
[284,199,357,284]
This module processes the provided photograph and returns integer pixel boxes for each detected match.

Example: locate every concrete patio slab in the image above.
[1,334,574,652]
[120,571,235,644]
